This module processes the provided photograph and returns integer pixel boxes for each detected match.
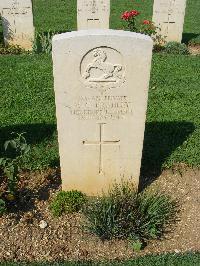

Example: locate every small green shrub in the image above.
[164,42,189,55]
[0,133,30,199]
[83,181,177,247]
[0,44,26,55]
[33,30,56,54]
[50,190,87,217]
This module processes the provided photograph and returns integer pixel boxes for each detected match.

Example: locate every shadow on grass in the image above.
[182,33,199,44]
[0,121,195,193]
[140,121,195,190]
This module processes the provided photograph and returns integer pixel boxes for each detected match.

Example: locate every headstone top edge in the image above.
[52,30,153,43]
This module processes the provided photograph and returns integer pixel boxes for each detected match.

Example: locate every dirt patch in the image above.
[0,167,200,262]
[188,45,200,55]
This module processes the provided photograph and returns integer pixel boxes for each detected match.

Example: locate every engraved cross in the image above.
[91,0,98,13]
[163,0,176,29]
[83,123,120,174]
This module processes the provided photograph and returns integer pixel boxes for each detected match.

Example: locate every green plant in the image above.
[50,190,87,217]
[0,198,6,216]
[0,44,26,55]
[83,181,177,246]
[121,11,165,46]
[121,10,140,32]
[164,42,189,55]
[0,133,30,197]
[33,30,56,54]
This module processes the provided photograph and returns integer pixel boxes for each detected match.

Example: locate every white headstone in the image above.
[153,0,187,43]
[1,0,34,50]
[77,0,110,30]
[52,30,153,195]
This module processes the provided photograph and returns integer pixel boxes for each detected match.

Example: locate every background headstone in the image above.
[52,30,153,195]
[1,0,34,50]
[77,0,110,30]
[153,0,187,43]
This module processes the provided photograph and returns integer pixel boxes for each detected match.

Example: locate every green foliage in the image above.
[0,133,30,197]
[0,44,26,55]
[136,191,177,241]
[0,199,6,216]
[33,31,56,54]
[50,190,87,217]
[83,181,177,246]
[164,42,189,55]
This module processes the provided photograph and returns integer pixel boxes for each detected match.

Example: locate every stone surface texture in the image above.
[153,0,187,43]
[52,30,153,195]
[1,0,34,50]
[77,0,110,30]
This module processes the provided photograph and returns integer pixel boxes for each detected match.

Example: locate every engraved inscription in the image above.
[2,0,30,16]
[80,47,125,93]
[91,0,98,13]
[87,18,100,29]
[3,7,30,15]
[67,95,133,120]
[83,123,120,173]
[163,0,176,32]
[78,0,108,13]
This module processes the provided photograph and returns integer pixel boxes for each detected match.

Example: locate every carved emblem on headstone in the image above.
[80,47,125,93]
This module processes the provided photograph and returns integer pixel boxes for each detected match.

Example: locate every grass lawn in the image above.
[0,53,199,172]
[0,1,200,172]
[0,1,200,264]
[0,253,200,265]
[32,0,200,41]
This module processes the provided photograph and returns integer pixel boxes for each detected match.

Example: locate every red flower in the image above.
[121,10,140,20]
[143,20,151,25]
[121,11,130,20]
[129,10,140,17]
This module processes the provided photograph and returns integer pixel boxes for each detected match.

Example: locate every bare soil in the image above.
[0,166,200,262]
[189,44,200,55]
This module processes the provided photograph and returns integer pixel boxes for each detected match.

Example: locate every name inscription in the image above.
[67,95,134,120]
[3,7,30,15]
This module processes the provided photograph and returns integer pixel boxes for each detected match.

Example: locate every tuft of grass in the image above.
[164,42,189,55]
[0,44,27,55]
[83,181,177,246]
[50,190,87,217]
[33,31,57,54]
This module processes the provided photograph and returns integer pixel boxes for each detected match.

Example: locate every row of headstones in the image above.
[0,0,187,51]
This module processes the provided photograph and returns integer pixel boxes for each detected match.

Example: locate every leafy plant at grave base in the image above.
[33,30,56,54]
[0,133,30,212]
[121,10,165,48]
[50,190,87,217]
[164,42,189,55]
[83,181,177,250]
[0,43,27,55]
